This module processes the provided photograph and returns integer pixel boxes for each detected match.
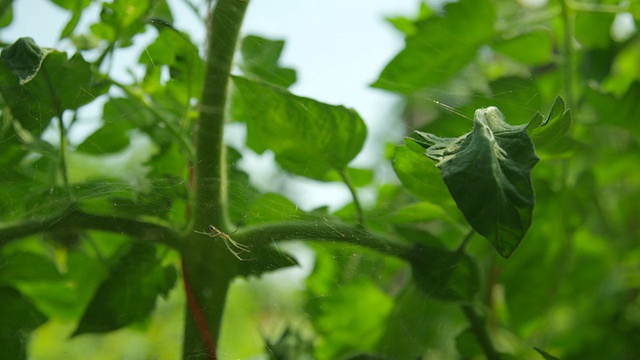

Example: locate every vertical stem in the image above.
[462,305,501,360]
[339,170,365,228]
[561,0,575,111]
[57,116,69,186]
[182,0,250,359]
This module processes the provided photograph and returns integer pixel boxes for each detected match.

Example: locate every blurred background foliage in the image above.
[0,0,639,359]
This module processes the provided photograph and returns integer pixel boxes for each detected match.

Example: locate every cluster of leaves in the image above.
[0,0,638,359]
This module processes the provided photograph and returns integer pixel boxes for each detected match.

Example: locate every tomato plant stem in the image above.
[182,0,250,358]
[462,305,501,360]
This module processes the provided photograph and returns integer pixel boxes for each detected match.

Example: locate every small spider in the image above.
[194,225,252,261]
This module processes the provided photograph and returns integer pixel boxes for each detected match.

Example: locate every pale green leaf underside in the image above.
[416,107,539,258]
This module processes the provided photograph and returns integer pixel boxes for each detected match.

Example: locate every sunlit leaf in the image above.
[493,30,552,65]
[415,106,539,258]
[391,143,451,203]
[232,76,366,180]
[372,0,495,93]
[72,242,177,336]
[307,279,393,359]
[240,35,297,88]
[527,96,572,147]
[0,39,109,135]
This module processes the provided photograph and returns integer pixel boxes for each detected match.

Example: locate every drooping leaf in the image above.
[527,96,572,147]
[372,0,496,93]
[240,35,297,88]
[415,106,539,258]
[72,242,177,336]
[0,286,48,359]
[232,76,367,180]
[0,37,49,84]
[408,245,479,302]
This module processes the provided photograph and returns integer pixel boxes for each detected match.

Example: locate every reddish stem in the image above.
[182,258,217,360]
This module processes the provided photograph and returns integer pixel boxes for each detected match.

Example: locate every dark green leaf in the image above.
[72,242,177,336]
[232,76,367,180]
[456,327,484,358]
[372,0,495,93]
[0,286,47,360]
[0,252,62,283]
[240,35,297,88]
[416,106,539,258]
[236,246,298,278]
[527,96,572,147]
[534,347,561,360]
[408,245,479,302]
[1,37,47,84]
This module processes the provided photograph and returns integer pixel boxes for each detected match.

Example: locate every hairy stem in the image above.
[182,0,250,359]
[234,221,411,259]
[0,209,182,250]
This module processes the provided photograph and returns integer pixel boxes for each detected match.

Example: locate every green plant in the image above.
[1,0,638,359]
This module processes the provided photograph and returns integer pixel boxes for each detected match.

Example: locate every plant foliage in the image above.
[0,0,639,359]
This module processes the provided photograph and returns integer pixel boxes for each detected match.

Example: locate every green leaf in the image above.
[0,40,109,135]
[372,0,495,93]
[232,76,367,180]
[391,202,448,224]
[323,167,374,187]
[493,30,552,65]
[391,144,451,203]
[0,286,48,359]
[236,246,298,278]
[527,96,572,147]
[72,242,177,336]
[575,11,615,48]
[408,245,479,302]
[416,106,539,258]
[139,27,203,102]
[0,0,12,29]
[307,279,394,359]
[0,252,62,283]
[1,37,48,84]
[534,347,561,360]
[240,35,297,88]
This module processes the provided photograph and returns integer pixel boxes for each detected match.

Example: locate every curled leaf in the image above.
[415,106,539,258]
